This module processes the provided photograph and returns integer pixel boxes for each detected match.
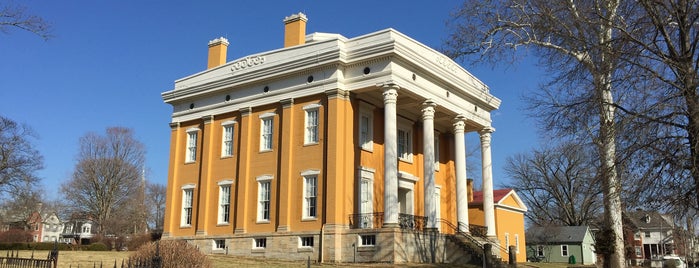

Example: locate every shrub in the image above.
[0,229,33,243]
[130,240,211,268]
[126,233,152,251]
[85,242,109,251]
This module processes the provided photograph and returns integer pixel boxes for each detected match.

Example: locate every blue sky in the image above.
[1,1,545,199]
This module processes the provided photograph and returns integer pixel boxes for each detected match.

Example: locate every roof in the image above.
[526,226,591,244]
[472,189,512,204]
[625,210,673,230]
[471,188,528,212]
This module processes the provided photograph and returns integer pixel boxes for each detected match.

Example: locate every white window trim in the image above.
[504,233,510,253]
[358,104,374,151]
[301,170,319,220]
[434,133,440,171]
[515,234,520,254]
[253,237,267,249]
[397,171,416,215]
[256,175,273,222]
[218,181,232,225]
[213,239,226,250]
[561,244,569,257]
[259,113,275,152]
[299,236,314,248]
[303,104,321,145]
[357,167,375,228]
[185,128,200,163]
[358,234,376,247]
[397,119,414,162]
[221,120,236,157]
[180,184,195,227]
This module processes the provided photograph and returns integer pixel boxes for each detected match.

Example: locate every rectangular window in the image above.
[305,108,319,144]
[561,245,569,257]
[258,181,270,221]
[635,246,642,257]
[645,231,651,238]
[214,239,225,250]
[219,185,231,224]
[359,113,373,150]
[222,125,233,157]
[186,131,197,162]
[360,235,376,246]
[537,245,544,257]
[254,238,267,248]
[515,234,520,254]
[505,233,510,253]
[304,176,317,219]
[434,135,440,170]
[260,118,273,151]
[182,189,193,226]
[300,236,314,247]
[397,128,412,161]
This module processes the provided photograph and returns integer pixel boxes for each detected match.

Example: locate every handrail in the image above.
[439,219,508,256]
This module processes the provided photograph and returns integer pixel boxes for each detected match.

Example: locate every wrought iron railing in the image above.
[349,212,384,229]
[398,213,427,231]
[348,212,428,231]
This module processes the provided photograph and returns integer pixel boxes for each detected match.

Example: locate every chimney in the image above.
[283,13,307,47]
[467,179,474,202]
[207,37,229,69]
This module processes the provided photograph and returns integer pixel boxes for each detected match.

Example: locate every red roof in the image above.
[470,189,513,205]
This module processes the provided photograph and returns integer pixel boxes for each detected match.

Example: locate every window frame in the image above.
[561,245,569,257]
[303,104,320,145]
[397,119,414,162]
[259,113,275,152]
[221,121,236,157]
[300,236,314,248]
[434,133,440,171]
[257,175,273,222]
[217,180,233,225]
[537,245,545,257]
[358,104,374,151]
[357,167,375,228]
[301,170,319,220]
[254,238,267,249]
[181,184,195,227]
[213,239,226,250]
[359,234,376,247]
[185,128,200,163]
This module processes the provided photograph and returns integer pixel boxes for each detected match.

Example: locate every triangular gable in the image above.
[497,190,528,212]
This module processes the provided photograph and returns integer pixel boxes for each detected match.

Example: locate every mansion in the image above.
[161,13,522,263]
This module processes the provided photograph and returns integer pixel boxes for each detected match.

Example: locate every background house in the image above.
[526,225,596,265]
[468,182,528,262]
[625,210,677,262]
[41,212,63,242]
[60,216,95,245]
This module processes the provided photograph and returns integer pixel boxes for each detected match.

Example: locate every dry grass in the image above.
[1,250,503,267]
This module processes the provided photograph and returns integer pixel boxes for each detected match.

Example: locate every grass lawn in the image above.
[6,250,568,267]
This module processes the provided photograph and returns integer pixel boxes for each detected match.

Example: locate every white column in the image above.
[422,100,437,229]
[479,126,496,237]
[383,84,399,228]
[453,115,469,233]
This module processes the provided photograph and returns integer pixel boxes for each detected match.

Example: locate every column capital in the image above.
[202,115,214,124]
[453,115,467,133]
[325,88,349,100]
[280,98,294,108]
[382,87,398,104]
[479,126,495,135]
[239,107,252,117]
[421,100,437,120]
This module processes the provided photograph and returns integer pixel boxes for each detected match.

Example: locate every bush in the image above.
[126,233,152,251]
[84,242,109,251]
[130,240,211,268]
[0,229,33,243]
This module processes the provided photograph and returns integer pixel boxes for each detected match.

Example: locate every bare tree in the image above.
[610,0,699,213]
[0,186,44,228]
[505,142,603,226]
[0,2,51,40]
[444,0,629,265]
[146,182,166,231]
[0,116,43,197]
[61,127,145,235]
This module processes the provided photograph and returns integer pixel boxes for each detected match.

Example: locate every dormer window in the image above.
[643,214,651,223]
